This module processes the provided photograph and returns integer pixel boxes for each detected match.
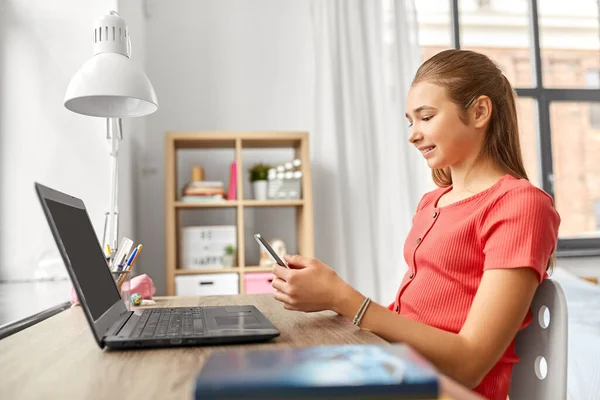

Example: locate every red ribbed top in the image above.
[388,174,560,399]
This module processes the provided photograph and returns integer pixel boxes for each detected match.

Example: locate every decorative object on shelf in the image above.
[249,163,272,200]
[268,158,302,200]
[181,165,225,202]
[181,226,237,269]
[192,166,205,181]
[222,244,236,268]
[64,10,158,260]
[259,238,287,267]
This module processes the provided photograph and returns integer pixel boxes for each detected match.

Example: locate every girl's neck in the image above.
[449,159,507,194]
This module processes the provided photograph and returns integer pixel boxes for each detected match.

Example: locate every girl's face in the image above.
[405,81,484,170]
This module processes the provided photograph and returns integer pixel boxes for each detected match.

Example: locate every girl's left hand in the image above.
[271,254,348,312]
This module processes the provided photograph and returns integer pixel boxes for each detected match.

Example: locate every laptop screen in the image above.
[45,198,121,321]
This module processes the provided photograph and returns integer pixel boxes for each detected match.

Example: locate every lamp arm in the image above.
[106,118,122,257]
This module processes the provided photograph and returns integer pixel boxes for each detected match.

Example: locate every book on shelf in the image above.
[181,166,226,199]
[227,161,237,201]
[187,181,224,188]
[180,195,226,203]
[183,186,225,196]
[181,178,226,201]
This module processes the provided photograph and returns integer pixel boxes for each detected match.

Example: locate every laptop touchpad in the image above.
[214,315,259,327]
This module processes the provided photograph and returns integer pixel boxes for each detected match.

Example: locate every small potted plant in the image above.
[248,162,271,200]
[222,244,236,268]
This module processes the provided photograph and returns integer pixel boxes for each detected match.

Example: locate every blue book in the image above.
[194,344,439,399]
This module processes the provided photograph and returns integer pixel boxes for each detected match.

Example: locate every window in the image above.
[459,0,534,87]
[516,98,540,188]
[415,0,453,60]
[550,102,600,238]
[416,0,600,256]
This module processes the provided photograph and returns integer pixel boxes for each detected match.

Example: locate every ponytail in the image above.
[489,74,528,181]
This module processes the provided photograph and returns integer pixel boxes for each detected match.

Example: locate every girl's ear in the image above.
[472,95,493,129]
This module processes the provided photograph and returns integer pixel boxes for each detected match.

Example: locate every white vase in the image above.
[252,180,268,200]
[222,254,234,268]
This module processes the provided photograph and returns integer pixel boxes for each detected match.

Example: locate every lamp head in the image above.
[64,11,158,118]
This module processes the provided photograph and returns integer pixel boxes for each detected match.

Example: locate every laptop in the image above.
[35,182,280,350]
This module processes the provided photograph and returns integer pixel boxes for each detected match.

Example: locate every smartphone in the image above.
[254,234,289,268]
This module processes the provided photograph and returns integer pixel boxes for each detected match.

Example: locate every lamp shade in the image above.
[64,11,158,118]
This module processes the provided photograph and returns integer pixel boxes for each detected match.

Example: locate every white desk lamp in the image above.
[64,10,158,260]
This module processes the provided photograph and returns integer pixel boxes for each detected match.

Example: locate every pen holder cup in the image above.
[112,270,133,312]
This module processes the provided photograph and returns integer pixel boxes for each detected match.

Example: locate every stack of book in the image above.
[181,181,226,202]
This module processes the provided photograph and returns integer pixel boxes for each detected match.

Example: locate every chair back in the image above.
[509,278,568,400]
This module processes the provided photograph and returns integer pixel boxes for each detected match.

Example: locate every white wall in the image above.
[0,0,135,281]
[137,0,314,294]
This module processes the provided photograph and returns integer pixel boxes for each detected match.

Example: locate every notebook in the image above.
[194,344,439,399]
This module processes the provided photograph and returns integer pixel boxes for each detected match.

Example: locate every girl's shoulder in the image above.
[491,175,554,206]
[415,174,554,212]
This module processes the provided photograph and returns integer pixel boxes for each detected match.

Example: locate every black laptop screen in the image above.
[46,199,121,320]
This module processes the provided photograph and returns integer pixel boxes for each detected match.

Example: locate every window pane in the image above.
[550,102,600,238]
[415,0,453,61]
[459,0,533,87]
[516,97,541,187]
[539,0,600,88]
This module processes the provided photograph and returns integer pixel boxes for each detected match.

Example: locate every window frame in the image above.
[449,0,600,257]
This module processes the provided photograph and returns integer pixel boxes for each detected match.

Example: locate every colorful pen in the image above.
[125,247,138,267]
[116,252,128,271]
[130,244,143,267]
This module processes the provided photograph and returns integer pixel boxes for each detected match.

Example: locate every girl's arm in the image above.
[333,267,539,389]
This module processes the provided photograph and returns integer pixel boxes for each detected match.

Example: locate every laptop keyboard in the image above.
[129,308,205,338]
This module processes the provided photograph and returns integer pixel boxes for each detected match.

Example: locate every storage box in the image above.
[180,226,236,269]
[175,273,239,296]
[244,272,275,294]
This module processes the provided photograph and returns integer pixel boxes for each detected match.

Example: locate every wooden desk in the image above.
[0,294,482,399]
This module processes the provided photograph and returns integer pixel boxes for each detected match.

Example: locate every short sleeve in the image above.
[481,186,560,283]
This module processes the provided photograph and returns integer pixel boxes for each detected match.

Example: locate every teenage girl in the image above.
[271,49,560,400]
